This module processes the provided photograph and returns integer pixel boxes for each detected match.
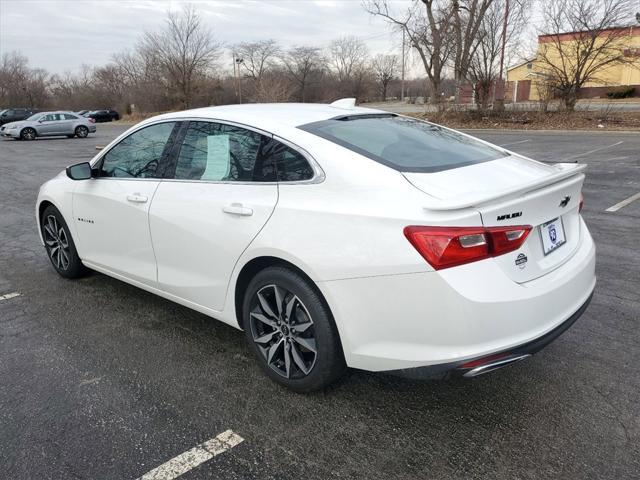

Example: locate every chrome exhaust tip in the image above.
[462,354,531,378]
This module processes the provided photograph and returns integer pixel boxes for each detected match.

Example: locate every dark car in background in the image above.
[0,108,40,126]
[85,109,120,122]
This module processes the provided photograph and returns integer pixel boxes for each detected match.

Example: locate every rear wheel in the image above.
[41,205,88,279]
[21,127,36,140]
[75,125,89,138]
[243,266,346,392]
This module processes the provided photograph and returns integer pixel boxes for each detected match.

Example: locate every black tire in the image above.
[243,266,346,392]
[41,205,89,279]
[75,125,89,138]
[21,127,36,140]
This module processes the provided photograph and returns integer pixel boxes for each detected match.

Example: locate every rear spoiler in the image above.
[408,163,587,211]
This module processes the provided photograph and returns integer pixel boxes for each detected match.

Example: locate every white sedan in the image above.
[36,100,596,391]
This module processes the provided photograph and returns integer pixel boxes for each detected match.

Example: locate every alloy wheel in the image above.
[76,126,88,138]
[23,128,35,140]
[43,215,70,270]
[249,284,317,379]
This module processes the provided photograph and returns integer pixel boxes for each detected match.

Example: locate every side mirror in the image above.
[66,162,93,180]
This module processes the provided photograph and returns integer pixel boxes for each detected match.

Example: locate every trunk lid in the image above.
[404,156,586,282]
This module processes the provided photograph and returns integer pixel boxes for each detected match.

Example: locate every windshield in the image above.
[299,114,508,173]
[26,113,42,121]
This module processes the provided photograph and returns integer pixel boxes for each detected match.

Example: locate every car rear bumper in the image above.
[318,217,596,373]
[387,290,593,379]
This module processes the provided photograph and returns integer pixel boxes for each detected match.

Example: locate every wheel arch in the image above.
[21,126,37,139]
[233,256,335,334]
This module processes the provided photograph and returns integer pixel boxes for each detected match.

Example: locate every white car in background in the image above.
[36,100,595,391]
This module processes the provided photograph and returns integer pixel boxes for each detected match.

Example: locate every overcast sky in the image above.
[0,0,413,74]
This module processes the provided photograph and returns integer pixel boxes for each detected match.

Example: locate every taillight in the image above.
[404,225,532,270]
[88,118,96,123]
[579,192,584,212]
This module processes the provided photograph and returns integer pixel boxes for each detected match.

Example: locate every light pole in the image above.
[235,57,244,104]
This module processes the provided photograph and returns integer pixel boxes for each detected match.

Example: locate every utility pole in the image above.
[494,0,510,110]
[401,29,406,103]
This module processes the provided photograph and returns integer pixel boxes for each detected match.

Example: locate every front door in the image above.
[72,121,181,285]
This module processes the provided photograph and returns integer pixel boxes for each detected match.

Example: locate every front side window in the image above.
[173,121,270,182]
[98,122,177,178]
[299,114,508,173]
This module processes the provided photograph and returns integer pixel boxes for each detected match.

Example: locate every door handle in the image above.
[126,193,148,203]
[223,203,253,216]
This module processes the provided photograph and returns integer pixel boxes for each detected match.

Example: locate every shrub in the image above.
[606,86,636,99]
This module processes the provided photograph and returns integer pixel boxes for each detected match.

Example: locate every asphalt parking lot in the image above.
[1,124,639,479]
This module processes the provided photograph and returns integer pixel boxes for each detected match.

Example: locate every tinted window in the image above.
[99,122,177,178]
[299,115,508,173]
[63,114,78,120]
[173,121,270,182]
[263,141,314,181]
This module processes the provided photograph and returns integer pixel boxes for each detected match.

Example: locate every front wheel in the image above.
[21,127,36,140]
[75,125,89,138]
[243,266,346,392]
[41,205,88,279]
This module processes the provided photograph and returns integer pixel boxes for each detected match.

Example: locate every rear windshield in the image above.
[298,114,508,173]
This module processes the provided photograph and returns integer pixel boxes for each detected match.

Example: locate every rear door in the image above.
[149,120,279,311]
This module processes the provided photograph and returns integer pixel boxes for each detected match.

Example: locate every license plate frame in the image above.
[539,217,566,256]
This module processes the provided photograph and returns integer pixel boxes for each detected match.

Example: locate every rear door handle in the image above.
[223,203,253,216]
[126,193,148,203]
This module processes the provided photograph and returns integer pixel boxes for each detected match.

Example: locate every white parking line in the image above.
[563,141,623,161]
[0,292,21,301]
[136,430,244,480]
[606,192,640,212]
[499,139,531,147]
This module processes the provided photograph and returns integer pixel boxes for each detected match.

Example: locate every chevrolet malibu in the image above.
[36,100,595,391]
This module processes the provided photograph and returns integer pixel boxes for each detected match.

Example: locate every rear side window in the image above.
[262,141,314,182]
[173,121,270,182]
[63,114,78,120]
[299,115,508,173]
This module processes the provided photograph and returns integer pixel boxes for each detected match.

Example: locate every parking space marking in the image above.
[562,141,623,161]
[605,192,640,212]
[136,430,244,480]
[0,292,21,301]
[499,139,531,147]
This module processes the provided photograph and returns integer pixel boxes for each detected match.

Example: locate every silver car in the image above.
[0,111,97,140]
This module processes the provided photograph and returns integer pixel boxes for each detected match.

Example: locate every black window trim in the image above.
[90,119,183,181]
[298,114,508,174]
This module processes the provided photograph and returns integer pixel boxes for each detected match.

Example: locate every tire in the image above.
[21,127,36,140]
[75,125,89,138]
[243,266,346,392]
[41,205,89,279]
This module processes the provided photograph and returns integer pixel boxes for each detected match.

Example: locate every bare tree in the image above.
[450,0,495,100]
[364,0,454,105]
[328,36,369,83]
[142,4,221,108]
[371,54,399,100]
[469,0,530,110]
[282,46,324,102]
[234,39,281,80]
[537,0,635,111]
